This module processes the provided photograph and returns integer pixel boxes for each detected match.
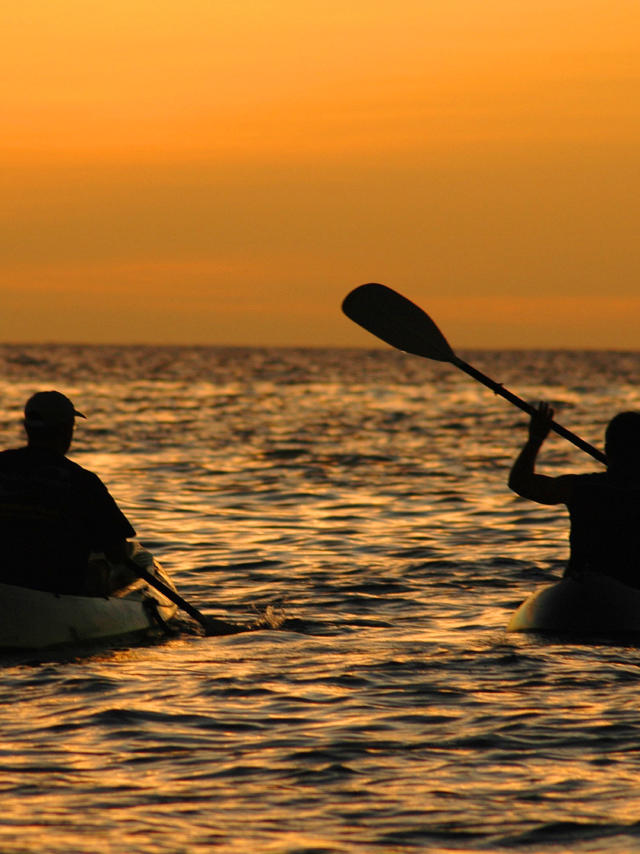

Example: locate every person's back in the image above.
[0,391,135,594]
[565,470,640,587]
[509,405,640,589]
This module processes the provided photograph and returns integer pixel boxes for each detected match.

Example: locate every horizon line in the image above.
[0,341,638,353]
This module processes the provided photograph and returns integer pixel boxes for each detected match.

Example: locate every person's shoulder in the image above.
[62,456,107,488]
[0,447,29,468]
[569,471,608,486]
[576,471,606,479]
[0,447,27,458]
[565,471,609,500]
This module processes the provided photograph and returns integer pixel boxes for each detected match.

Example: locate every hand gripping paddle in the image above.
[342,283,606,464]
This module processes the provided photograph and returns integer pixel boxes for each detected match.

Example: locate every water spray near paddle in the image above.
[342,282,606,464]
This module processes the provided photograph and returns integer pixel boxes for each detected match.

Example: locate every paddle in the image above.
[124,558,246,636]
[342,282,607,464]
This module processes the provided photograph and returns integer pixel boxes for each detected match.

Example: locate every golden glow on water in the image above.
[1,348,640,851]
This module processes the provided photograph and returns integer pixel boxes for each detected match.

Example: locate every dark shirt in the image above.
[0,446,135,593]
[565,471,640,588]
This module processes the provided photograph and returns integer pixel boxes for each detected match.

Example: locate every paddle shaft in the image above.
[453,356,607,464]
[126,559,246,635]
[126,558,211,628]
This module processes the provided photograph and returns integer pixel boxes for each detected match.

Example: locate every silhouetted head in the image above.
[23,391,86,455]
[605,411,640,474]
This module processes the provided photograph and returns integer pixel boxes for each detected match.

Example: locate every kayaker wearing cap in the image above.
[509,403,640,588]
[0,391,136,595]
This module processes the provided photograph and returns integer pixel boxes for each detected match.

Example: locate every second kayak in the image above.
[507,571,640,636]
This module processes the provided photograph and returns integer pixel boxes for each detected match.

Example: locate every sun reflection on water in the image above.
[0,346,639,851]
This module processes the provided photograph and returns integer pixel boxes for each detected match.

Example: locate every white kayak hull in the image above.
[507,571,640,635]
[0,544,178,650]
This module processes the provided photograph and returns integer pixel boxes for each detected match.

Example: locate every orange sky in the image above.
[2,0,639,347]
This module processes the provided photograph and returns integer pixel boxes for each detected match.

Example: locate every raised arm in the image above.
[508,402,574,505]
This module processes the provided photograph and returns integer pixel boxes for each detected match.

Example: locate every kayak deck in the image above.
[0,544,178,650]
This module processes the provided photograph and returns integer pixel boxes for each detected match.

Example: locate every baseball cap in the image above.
[24,391,87,426]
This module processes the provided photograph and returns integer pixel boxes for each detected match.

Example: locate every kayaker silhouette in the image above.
[0,391,136,595]
[509,402,640,588]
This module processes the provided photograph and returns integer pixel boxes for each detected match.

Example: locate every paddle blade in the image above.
[342,283,456,362]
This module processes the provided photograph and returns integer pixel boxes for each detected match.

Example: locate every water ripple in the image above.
[0,346,638,852]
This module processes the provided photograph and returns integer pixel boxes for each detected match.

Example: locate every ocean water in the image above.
[0,344,639,853]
